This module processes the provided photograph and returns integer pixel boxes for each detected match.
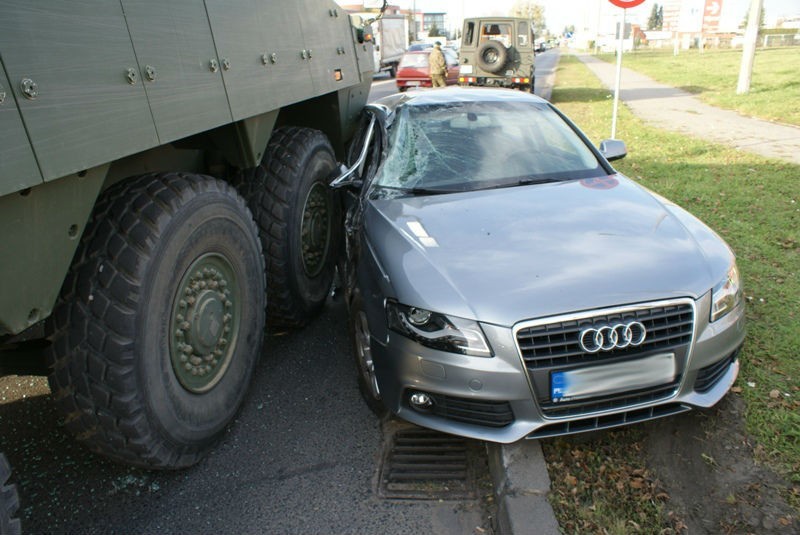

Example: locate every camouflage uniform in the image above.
[429,44,447,88]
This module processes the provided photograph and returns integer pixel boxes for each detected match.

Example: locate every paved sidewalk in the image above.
[576,54,800,165]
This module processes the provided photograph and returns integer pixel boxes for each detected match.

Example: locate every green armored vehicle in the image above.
[457,17,535,92]
[0,0,375,519]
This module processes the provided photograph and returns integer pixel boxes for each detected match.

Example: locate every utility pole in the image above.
[737,0,763,94]
[412,0,417,42]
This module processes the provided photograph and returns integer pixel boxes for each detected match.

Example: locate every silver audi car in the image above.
[331,87,745,442]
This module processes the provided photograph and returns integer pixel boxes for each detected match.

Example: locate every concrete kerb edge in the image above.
[487,440,560,535]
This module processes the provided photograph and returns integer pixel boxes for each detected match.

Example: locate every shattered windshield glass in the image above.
[370,101,603,195]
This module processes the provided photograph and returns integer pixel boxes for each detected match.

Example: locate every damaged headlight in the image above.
[386,302,492,357]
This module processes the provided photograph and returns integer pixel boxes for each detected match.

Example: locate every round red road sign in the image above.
[608,0,646,8]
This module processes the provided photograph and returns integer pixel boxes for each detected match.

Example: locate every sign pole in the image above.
[611,8,626,139]
[607,0,644,138]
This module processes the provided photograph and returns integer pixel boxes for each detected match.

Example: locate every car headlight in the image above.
[386,302,492,357]
[710,262,742,322]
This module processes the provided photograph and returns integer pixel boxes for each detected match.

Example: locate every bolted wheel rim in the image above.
[483,49,499,64]
[300,182,333,277]
[170,253,241,393]
[354,310,380,400]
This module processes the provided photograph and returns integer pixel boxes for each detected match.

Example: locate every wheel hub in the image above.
[170,255,239,393]
[301,183,331,277]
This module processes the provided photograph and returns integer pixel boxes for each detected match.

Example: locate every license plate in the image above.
[550,353,676,402]
[406,81,421,86]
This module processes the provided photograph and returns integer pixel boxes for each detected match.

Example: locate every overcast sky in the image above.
[360,0,800,34]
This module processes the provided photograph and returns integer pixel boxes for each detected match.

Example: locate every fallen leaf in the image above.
[769,389,780,399]
[731,386,743,393]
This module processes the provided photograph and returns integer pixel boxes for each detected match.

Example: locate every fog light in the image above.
[409,391,434,410]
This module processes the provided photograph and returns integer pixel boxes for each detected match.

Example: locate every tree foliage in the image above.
[510,1,546,34]
[428,23,442,37]
[740,7,766,29]
[647,3,663,30]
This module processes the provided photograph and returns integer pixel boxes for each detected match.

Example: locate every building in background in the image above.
[339,2,451,42]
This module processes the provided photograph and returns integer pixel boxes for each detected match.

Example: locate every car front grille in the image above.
[516,302,694,369]
[527,403,691,439]
[515,300,695,420]
[411,392,515,428]
[538,379,681,418]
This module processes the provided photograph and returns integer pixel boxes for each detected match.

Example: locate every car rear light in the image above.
[512,77,530,84]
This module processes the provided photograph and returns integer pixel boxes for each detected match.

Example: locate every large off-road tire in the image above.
[349,292,387,418]
[477,40,509,74]
[47,173,266,468]
[234,127,340,328]
[0,454,21,535]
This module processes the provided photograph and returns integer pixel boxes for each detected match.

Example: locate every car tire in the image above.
[349,292,387,417]
[388,63,397,78]
[47,173,266,468]
[235,127,340,328]
[0,454,21,535]
[477,41,508,74]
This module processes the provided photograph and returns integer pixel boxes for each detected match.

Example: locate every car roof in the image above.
[372,86,549,115]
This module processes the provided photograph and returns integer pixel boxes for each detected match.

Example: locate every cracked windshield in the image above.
[371,101,602,195]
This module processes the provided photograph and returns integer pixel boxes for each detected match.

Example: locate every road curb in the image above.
[487,440,560,535]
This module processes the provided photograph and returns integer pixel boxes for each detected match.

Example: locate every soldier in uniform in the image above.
[428,41,447,88]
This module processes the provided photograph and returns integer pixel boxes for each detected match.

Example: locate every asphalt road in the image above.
[1,53,561,534]
[1,297,488,534]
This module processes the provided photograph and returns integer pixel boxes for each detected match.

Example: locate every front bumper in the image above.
[371,293,745,443]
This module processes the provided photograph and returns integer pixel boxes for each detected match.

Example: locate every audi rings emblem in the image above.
[579,322,647,353]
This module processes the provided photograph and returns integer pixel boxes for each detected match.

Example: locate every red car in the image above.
[396,50,460,91]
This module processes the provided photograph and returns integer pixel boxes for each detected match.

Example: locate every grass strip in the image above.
[595,47,800,126]
[542,53,800,532]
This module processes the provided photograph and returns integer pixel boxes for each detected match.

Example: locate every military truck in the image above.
[0,0,376,522]
[457,17,535,92]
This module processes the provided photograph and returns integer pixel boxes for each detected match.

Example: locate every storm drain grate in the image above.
[377,423,485,500]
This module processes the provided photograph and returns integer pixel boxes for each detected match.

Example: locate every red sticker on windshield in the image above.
[580,176,619,190]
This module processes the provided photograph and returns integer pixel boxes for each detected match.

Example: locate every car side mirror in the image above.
[599,139,627,161]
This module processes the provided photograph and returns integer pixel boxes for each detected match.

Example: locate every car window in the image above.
[370,101,602,194]
[480,23,512,48]
[464,22,475,46]
[399,53,428,69]
[518,22,528,47]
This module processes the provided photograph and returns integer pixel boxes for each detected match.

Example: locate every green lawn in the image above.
[597,47,800,126]
[543,54,800,532]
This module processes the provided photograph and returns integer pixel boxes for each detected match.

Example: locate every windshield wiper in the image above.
[481,176,570,191]
[372,184,462,196]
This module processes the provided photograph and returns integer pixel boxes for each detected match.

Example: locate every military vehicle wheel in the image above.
[48,173,266,468]
[349,292,387,417]
[235,127,340,328]
[0,454,21,535]
[477,40,508,74]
